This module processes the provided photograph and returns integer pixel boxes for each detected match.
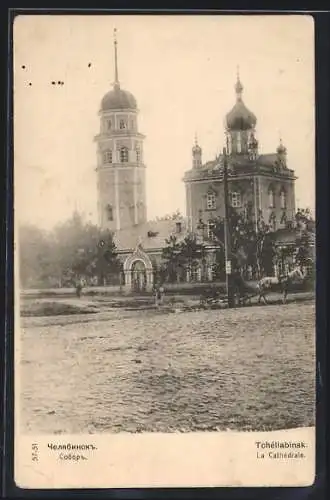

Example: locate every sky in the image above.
[14,15,315,229]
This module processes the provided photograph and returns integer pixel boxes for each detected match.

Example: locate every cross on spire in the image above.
[194,132,198,146]
[113,28,120,88]
[235,65,243,100]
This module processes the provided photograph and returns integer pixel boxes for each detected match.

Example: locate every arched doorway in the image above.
[131,260,147,292]
[123,244,154,293]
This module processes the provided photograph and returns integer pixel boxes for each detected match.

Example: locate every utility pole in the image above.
[223,147,235,308]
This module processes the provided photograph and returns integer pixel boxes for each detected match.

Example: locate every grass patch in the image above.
[21,301,99,317]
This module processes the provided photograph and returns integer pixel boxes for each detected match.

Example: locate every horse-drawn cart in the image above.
[199,284,257,308]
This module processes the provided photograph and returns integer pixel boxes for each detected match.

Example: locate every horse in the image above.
[257,267,306,304]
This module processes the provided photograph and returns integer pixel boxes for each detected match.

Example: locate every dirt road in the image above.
[19,301,315,434]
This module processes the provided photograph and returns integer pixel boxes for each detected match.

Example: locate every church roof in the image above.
[184,153,293,179]
[114,218,191,252]
[226,100,257,131]
[225,74,257,131]
[274,226,315,247]
[257,154,278,167]
[101,29,137,111]
[101,86,137,111]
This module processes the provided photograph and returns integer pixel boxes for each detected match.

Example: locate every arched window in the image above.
[207,220,216,240]
[207,192,216,210]
[237,132,242,153]
[103,150,113,164]
[231,191,242,208]
[106,204,113,221]
[120,147,129,163]
[119,119,127,130]
[268,188,275,208]
[280,190,286,209]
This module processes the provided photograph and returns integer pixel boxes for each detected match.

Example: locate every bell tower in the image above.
[95,29,147,231]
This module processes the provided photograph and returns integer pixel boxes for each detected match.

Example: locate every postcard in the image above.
[14,13,315,489]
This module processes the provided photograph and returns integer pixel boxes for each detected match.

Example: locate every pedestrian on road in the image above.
[75,280,83,298]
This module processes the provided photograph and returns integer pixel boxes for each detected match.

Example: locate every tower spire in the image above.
[113,28,120,88]
[235,65,243,101]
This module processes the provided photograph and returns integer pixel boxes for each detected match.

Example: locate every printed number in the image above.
[32,443,39,462]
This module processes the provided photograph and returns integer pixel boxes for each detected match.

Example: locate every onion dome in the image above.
[192,133,202,154]
[277,138,287,155]
[226,72,257,131]
[101,28,137,111]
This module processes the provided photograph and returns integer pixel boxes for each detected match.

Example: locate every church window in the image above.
[106,204,113,221]
[103,150,113,164]
[207,192,216,210]
[268,189,275,208]
[136,146,141,163]
[237,132,242,153]
[119,119,127,130]
[231,191,242,208]
[280,190,286,209]
[120,147,129,163]
[176,222,182,233]
[207,220,216,240]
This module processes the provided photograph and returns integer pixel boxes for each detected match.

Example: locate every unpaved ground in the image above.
[19,301,315,434]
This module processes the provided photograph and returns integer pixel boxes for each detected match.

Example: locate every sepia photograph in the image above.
[14,14,316,488]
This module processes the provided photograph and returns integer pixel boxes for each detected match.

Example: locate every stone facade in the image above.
[95,33,147,232]
[184,73,296,237]
[95,37,302,292]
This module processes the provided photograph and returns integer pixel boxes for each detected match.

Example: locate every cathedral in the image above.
[95,32,297,292]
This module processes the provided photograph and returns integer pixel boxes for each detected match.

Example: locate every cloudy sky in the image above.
[14,15,315,229]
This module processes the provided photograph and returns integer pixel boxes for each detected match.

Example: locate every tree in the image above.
[155,209,183,221]
[18,211,120,288]
[294,208,315,272]
[161,235,182,283]
[53,213,121,286]
[209,205,277,279]
[18,224,56,288]
[161,233,206,282]
[178,234,206,280]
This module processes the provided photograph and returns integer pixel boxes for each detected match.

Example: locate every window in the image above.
[207,192,216,210]
[119,119,127,130]
[106,119,112,130]
[268,189,275,208]
[280,190,286,209]
[136,146,141,163]
[231,191,242,208]
[207,220,216,240]
[106,204,113,221]
[176,222,182,233]
[120,147,129,163]
[103,150,113,164]
[237,132,242,153]
[191,266,199,282]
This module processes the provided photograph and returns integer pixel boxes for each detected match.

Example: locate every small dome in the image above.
[101,85,137,111]
[249,132,258,147]
[192,144,202,154]
[226,101,257,131]
[192,134,202,155]
[277,140,287,155]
